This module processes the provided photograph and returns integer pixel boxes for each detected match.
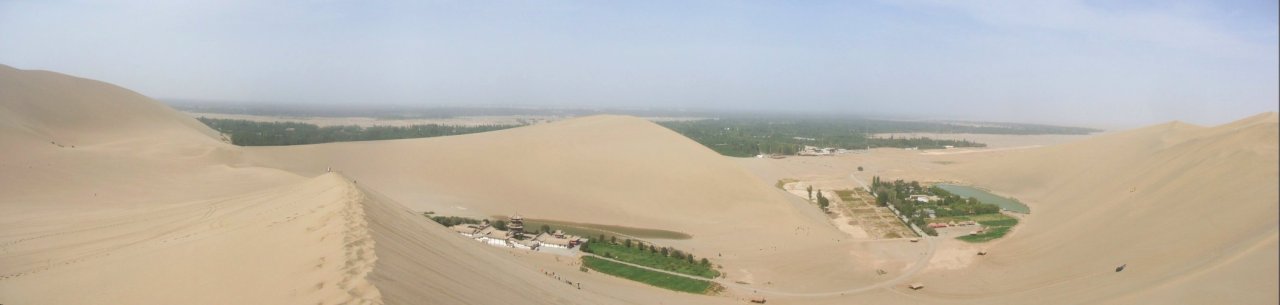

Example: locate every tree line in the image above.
[871,176,1003,236]
[658,118,991,157]
[583,234,712,268]
[198,117,521,146]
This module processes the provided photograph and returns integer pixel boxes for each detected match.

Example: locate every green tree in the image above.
[817,191,830,210]
[540,224,552,234]
[625,239,633,248]
[493,220,508,230]
[922,226,938,236]
[700,258,710,266]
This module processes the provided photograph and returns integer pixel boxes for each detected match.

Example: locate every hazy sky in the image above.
[2,1,1276,127]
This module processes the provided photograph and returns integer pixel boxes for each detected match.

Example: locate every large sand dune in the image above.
[0,65,633,305]
[1,64,1275,304]
[914,112,1279,304]
[242,114,844,253]
[0,65,220,147]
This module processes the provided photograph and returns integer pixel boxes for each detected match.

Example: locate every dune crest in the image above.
[1,173,380,304]
[0,65,221,147]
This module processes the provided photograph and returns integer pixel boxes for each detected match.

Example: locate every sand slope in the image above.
[1,174,383,304]
[911,112,1279,304]
[0,172,624,305]
[0,64,221,147]
[0,66,623,305]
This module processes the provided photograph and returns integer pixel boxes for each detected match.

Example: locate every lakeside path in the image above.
[583,238,937,298]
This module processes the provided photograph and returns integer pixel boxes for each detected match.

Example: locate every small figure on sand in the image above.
[1115,264,1127,272]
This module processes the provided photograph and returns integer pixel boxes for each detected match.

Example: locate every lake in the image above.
[517,218,693,240]
[934,184,1031,214]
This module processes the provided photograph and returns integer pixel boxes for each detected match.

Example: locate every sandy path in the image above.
[585,236,937,298]
[714,237,937,298]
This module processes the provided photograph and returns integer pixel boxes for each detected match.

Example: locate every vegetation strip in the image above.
[581,256,719,294]
[658,117,1096,157]
[197,117,521,146]
[583,240,718,278]
[956,216,1019,243]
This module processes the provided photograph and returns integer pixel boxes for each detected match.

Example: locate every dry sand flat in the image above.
[1,64,1276,304]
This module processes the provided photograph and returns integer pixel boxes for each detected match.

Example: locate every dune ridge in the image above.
[0,64,221,147]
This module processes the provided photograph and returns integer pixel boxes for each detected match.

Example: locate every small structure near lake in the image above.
[533,230,586,249]
[449,215,588,252]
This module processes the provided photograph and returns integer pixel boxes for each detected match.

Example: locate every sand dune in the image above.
[0,65,221,147]
[243,115,844,255]
[1,65,1275,304]
[0,172,628,304]
[0,66,628,305]
[900,112,1279,304]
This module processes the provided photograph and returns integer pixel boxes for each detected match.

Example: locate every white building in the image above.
[908,194,940,203]
[450,223,540,250]
[532,230,586,249]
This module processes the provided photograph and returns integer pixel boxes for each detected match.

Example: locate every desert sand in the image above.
[1,64,1275,304]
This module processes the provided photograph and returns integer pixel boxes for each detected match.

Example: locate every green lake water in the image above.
[935,184,1031,214]
[518,218,693,240]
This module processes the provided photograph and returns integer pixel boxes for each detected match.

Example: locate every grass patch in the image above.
[978,218,1018,227]
[932,213,1015,224]
[834,189,857,202]
[956,214,1019,243]
[775,178,799,190]
[582,256,720,294]
[587,242,719,278]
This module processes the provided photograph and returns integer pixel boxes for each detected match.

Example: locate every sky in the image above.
[1,0,1276,128]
